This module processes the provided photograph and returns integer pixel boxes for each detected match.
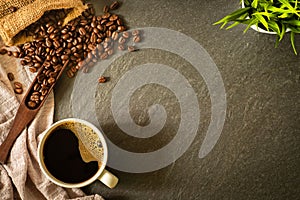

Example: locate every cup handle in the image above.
[98,169,118,188]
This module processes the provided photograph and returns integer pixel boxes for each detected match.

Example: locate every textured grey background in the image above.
[54,0,300,199]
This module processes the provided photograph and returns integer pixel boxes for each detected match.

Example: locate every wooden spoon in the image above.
[0,60,69,164]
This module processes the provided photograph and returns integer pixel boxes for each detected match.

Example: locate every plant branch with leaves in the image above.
[214,0,300,54]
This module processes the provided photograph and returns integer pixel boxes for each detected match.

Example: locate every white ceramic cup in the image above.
[37,118,118,188]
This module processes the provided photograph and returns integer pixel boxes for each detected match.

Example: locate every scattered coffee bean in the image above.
[14,82,22,89]
[128,46,136,52]
[110,1,119,10]
[14,88,23,94]
[118,44,125,51]
[98,76,107,83]
[0,48,7,55]
[133,35,141,43]
[122,31,130,39]
[132,29,140,36]
[118,36,126,44]
[103,5,109,13]
[7,72,14,81]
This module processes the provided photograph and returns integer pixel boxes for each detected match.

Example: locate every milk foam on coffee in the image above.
[59,121,104,164]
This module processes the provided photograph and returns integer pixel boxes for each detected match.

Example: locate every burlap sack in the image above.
[0,0,88,46]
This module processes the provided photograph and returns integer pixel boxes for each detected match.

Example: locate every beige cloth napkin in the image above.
[0,49,104,200]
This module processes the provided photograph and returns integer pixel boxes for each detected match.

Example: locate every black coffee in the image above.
[43,128,99,183]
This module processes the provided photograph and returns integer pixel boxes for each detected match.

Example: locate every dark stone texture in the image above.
[54,0,300,199]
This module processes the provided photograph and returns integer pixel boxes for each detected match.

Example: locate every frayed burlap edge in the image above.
[0,0,88,46]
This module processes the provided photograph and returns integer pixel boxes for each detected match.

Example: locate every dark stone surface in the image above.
[54,0,300,199]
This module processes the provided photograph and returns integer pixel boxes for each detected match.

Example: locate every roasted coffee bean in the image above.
[128,46,136,52]
[7,51,12,56]
[98,76,107,83]
[20,60,27,66]
[11,51,19,58]
[41,89,48,96]
[39,95,45,101]
[132,29,140,36]
[27,101,37,108]
[116,19,122,26]
[103,13,111,19]
[47,26,55,34]
[70,66,77,73]
[14,88,23,94]
[117,26,126,32]
[30,94,40,102]
[122,31,130,38]
[103,5,109,13]
[118,44,125,51]
[109,25,117,31]
[133,35,141,43]
[34,83,41,91]
[34,55,43,62]
[7,73,14,81]
[112,31,119,40]
[0,48,7,55]
[37,74,46,82]
[14,82,22,89]
[62,34,70,40]
[29,67,37,73]
[82,66,89,73]
[109,14,118,21]
[106,21,114,27]
[48,77,56,85]
[100,52,108,60]
[79,27,86,35]
[103,42,109,49]
[61,55,69,60]
[107,48,114,56]
[53,40,60,49]
[110,1,119,10]
[118,36,126,44]
[66,69,74,78]
[53,64,62,72]
[34,63,41,68]
[106,30,112,37]
[49,33,56,40]
[49,72,57,78]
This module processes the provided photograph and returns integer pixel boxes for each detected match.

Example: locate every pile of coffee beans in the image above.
[0,1,131,109]
[0,1,144,109]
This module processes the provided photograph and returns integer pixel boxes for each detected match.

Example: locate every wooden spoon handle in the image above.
[0,60,69,164]
[0,105,38,164]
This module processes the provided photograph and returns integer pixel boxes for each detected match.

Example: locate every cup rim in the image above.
[37,118,108,188]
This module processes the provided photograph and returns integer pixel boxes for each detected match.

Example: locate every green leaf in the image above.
[280,23,286,41]
[283,19,300,26]
[290,31,298,55]
[225,13,249,30]
[213,7,251,26]
[278,12,292,18]
[251,0,259,8]
[254,11,275,20]
[278,0,300,17]
[287,26,300,33]
[268,6,290,13]
[243,18,259,33]
[253,13,269,30]
[268,21,281,35]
